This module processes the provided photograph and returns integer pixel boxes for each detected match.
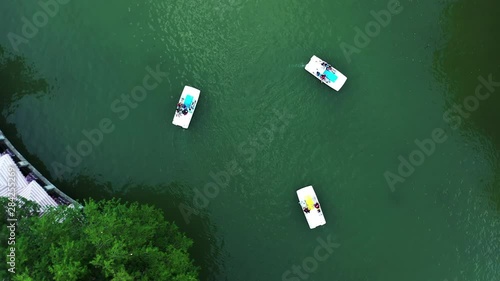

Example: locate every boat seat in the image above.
[323,70,338,82]
[184,95,194,108]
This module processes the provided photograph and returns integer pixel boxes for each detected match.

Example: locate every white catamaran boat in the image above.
[296,185,326,229]
[172,86,200,129]
[304,55,347,91]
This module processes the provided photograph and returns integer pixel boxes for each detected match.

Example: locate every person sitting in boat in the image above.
[314,203,320,209]
[320,74,327,81]
[316,71,321,77]
[303,207,310,213]
[182,109,188,115]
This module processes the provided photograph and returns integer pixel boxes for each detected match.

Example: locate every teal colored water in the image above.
[1,0,499,280]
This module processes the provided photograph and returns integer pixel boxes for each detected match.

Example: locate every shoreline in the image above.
[0,129,78,207]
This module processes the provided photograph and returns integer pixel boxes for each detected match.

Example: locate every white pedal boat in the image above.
[172,86,200,129]
[305,55,347,91]
[296,185,326,229]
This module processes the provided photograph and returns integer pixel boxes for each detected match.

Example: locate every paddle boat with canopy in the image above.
[172,86,200,129]
[296,185,326,229]
[304,55,347,91]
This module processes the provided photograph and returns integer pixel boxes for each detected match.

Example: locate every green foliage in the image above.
[0,198,199,281]
[0,197,42,280]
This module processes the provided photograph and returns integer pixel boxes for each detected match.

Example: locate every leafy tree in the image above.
[0,198,199,281]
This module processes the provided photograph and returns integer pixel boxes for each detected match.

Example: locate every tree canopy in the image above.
[0,198,199,281]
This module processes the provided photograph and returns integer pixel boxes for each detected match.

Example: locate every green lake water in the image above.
[1,0,499,280]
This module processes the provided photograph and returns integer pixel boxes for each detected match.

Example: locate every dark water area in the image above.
[434,0,500,211]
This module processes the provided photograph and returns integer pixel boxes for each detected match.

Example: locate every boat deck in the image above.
[297,185,326,229]
[172,86,200,129]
